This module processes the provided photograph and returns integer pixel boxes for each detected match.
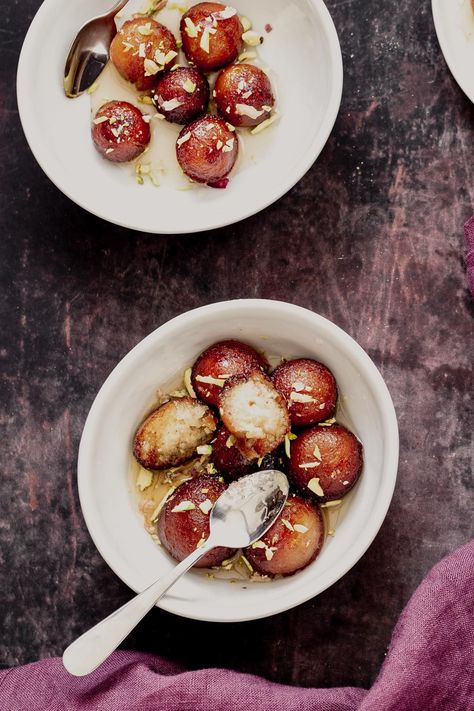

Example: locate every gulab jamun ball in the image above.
[210,425,256,480]
[244,494,325,577]
[133,397,216,470]
[218,370,290,459]
[153,67,210,124]
[191,339,268,408]
[110,18,178,91]
[272,358,338,426]
[157,476,233,567]
[91,101,150,163]
[176,115,239,187]
[180,3,243,72]
[214,64,274,127]
[289,424,363,502]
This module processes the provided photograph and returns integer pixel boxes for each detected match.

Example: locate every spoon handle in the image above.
[62,539,215,677]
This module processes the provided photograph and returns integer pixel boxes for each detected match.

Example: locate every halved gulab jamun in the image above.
[191,339,267,407]
[153,67,210,124]
[244,494,325,576]
[289,424,363,502]
[176,115,238,186]
[91,101,151,162]
[157,475,233,567]
[272,358,338,427]
[110,18,178,91]
[180,2,243,72]
[214,63,274,127]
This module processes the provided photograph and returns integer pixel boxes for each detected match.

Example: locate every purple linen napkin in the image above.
[0,540,473,711]
[465,216,474,297]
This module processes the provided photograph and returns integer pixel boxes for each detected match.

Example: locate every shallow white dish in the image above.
[78,299,399,622]
[432,0,474,103]
[17,0,343,234]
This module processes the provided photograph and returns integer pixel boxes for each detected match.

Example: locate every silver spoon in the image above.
[63,0,129,98]
[63,469,289,677]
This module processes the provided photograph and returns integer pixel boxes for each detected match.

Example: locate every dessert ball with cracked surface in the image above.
[91,101,150,162]
[272,358,338,427]
[133,397,217,470]
[191,339,268,408]
[157,476,233,567]
[110,17,178,91]
[153,67,210,124]
[214,63,274,127]
[176,115,239,187]
[289,424,363,502]
[244,494,325,577]
[180,2,243,72]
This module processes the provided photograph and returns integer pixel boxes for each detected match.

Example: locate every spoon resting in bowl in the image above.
[62,469,289,676]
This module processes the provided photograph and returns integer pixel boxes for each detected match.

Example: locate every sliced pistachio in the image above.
[93,115,108,125]
[206,462,218,475]
[293,524,309,534]
[138,22,153,35]
[138,95,154,105]
[199,26,211,52]
[281,518,294,531]
[184,17,199,37]
[250,112,280,135]
[171,500,196,513]
[196,444,213,456]
[184,367,197,397]
[313,445,322,461]
[198,499,213,515]
[235,103,264,119]
[221,137,235,153]
[298,461,320,469]
[290,392,316,403]
[252,540,266,549]
[122,41,134,53]
[144,58,160,76]
[183,78,197,93]
[318,417,336,427]
[177,131,192,147]
[240,15,252,32]
[226,435,236,448]
[320,500,342,508]
[150,486,176,521]
[195,374,225,386]
[307,478,325,497]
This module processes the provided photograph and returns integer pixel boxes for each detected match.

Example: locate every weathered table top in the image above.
[1,0,473,690]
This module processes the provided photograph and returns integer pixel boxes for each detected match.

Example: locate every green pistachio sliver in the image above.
[171,500,195,513]
[184,367,197,397]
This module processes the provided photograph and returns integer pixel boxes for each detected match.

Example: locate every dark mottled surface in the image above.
[0,0,473,691]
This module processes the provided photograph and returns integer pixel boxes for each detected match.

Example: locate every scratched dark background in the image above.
[1,0,473,691]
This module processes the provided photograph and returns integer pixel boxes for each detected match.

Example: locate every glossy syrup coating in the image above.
[153,67,210,124]
[244,494,325,577]
[191,339,268,407]
[210,425,257,480]
[91,101,151,163]
[289,424,363,502]
[214,64,274,127]
[180,2,243,72]
[272,358,338,426]
[157,476,233,567]
[110,18,178,91]
[176,115,238,187]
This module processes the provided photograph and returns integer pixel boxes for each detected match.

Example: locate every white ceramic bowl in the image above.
[432,0,474,104]
[17,0,342,234]
[78,299,399,622]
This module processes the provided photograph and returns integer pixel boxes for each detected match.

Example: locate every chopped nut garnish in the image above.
[183,78,197,93]
[184,17,199,37]
[197,444,213,456]
[319,417,336,427]
[321,500,342,508]
[298,461,320,469]
[250,112,280,135]
[171,500,196,513]
[144,58,160,76]
[313,445,322,461]
[136,469,153,491]
[195,374,225,386]
[281,518,294,531]
[177,131,192,147]
[226,435,236,448]
[198,499,213,515]
[199,26,211,52]
[293,524,309,534]
[240,15,251,32]
[242,30,263,45]
[238,50,257,61]
[138,95,154,105]
[307,478,325,496]
[138,23,153,35]
[235,103,264,119]
[290,392,316,403]
[93,116,108,124]
[184,367,197,397]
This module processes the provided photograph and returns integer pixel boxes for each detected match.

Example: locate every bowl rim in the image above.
[431,0,474,105]
[16,0,344,234]
[77,299,399,622]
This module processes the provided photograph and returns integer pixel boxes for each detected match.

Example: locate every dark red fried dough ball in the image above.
[272,358,338,426]
[157,476,233,567]
[244,494,324,577]
[191,339,267,408]
[214,64,274,127]
[110,18,178,91]
[153,67,210,124]
[289,424,363,502]
[176,115,238,187]
[91,101,150,163]
[180,2,243,72]
[210,425,256,480]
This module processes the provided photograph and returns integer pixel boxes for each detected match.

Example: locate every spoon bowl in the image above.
[63,0,128,98]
